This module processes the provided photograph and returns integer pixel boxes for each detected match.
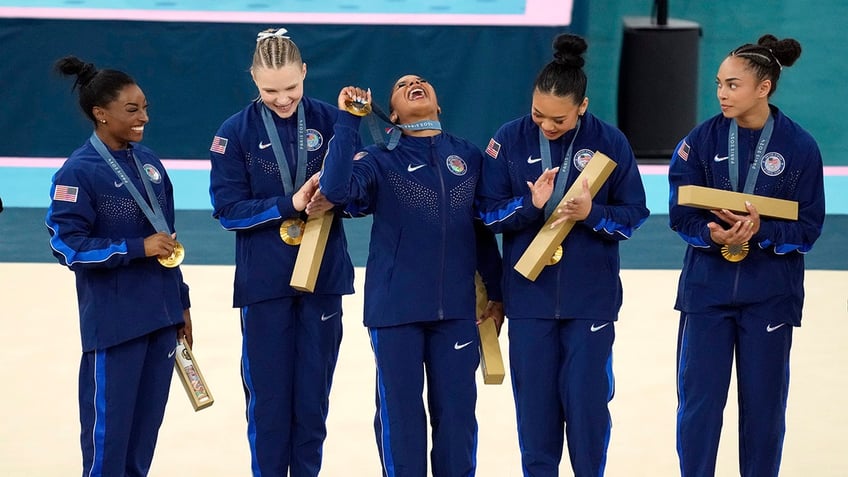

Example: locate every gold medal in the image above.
[280,218,305,245]
[344,99,372,117]
[158,241,185,268]
[721,242,749,262]
[548,245,563,265]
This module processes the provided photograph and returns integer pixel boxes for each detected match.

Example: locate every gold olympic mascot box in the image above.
[677,185,798,220]
[290,212,334,292]
[478,319,504,385]
[475,272,505,385]
[514,152,617,281]
[174,339,214,411]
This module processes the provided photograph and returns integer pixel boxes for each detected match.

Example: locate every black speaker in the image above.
[618,17,701,161]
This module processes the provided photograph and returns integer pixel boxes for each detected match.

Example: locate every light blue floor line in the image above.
[2,167,846,214]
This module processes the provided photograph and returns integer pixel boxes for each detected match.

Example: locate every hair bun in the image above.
[552,33,587,69]
[758,34,802,68]
[77,62,98,87]
[54,56,99,90]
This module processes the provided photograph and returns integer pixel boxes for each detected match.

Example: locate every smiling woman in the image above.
[47,55,192,477]
[317,74,505,476]
[207,27,357,476]
[474,32,649,476]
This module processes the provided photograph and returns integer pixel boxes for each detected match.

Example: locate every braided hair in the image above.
[252,27,302,71]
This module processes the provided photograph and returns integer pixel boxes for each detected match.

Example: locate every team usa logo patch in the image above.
[677,140,690,161]
[143,164,162,184]
[485,138,501,159]
[210,135,228,154]
[573,149,594,171]
[353,151,368,161]
[446,155,468,176]
[761,152,786,176]
[306,129,323,151]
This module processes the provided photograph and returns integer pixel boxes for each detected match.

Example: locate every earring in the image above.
[99,119,107,124]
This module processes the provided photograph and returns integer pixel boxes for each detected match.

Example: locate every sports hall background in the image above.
[0,1,846,476]
[1,0,846,267]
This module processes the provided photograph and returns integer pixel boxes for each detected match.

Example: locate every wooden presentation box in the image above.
[174,339,214,411]
[475,272,505,385]
[290,212,334,292]
[514,152,617,281]
[677,185,798,220]
[478,318,505,385]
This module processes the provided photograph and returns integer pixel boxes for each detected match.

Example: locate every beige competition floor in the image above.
[1,264,845,476]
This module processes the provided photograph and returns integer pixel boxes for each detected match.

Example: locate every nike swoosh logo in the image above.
[527,156,543,164]
[114,180,124,188]
[407,164,426,172]
[167,347,177,358]
[590,323,610,332]
[454,341,473,350]
[714,154,729,162]
[766,323,787,332]
[259,142,272,149]
[320,312,339,322]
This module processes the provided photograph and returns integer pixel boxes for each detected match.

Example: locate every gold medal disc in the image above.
[344,100,372,117]
[548,245,563,265]
[280,218,305,245]
[158,241,185,268]
[721,242,749,262]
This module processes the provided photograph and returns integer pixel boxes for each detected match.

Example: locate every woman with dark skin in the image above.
[320,76,504,476]
[47,56,192,477]
[669,35,825,476]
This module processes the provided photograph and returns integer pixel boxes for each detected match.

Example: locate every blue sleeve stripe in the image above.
[593,216,647,239]
[218,207,281,230]
[774,242,810,254]
[757,239,811,254]
[46,222,128,266]
[480,197,523,226]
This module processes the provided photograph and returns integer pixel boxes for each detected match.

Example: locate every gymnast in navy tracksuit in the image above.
[47,57,191,477]
[320,78,504,477]
[669,35,825,477]
[477,34,648,476]
[208,29,355,476]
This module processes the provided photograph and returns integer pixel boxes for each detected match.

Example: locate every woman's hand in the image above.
[292,172,321,212]
[549,178,592,228]
[709,201,760,245]
[528,167,560,209]
[477,301,505,336]
[178,309,193,348]
[143,232,178,258]
[305,189,334,216]
[337,86,371,112]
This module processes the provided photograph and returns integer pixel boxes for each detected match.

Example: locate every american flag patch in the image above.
[53,184,79,203]
[485,138,501,159]
[210,136,228,154]
[677,140,690,161]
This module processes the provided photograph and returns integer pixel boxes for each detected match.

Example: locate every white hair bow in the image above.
[257,28,289,42]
